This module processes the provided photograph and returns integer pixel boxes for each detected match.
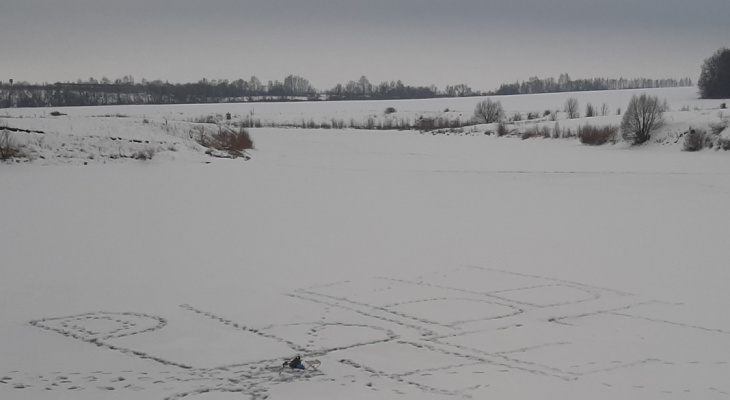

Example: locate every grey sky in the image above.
[2,0,728,91]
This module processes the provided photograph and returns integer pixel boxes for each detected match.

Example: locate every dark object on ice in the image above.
[284,355,305,370]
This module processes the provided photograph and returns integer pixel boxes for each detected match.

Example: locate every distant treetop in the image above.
[698,48,730,99]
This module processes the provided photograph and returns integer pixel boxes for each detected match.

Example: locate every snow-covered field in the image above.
[2,87,730,399]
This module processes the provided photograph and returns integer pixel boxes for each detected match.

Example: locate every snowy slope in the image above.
[2,87,728,166]
[1,88,730,400]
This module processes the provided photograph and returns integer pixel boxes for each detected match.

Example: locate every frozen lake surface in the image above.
[2,88,730,399]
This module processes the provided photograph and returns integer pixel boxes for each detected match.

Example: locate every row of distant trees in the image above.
[495,74,692,95]
[0,73,693,109]
[0,75,316,108]
[0,74,474,108]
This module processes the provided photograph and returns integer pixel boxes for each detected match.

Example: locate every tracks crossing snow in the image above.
[6,266,730,398]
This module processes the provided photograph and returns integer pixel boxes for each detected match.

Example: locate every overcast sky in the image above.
[2,0,728,91]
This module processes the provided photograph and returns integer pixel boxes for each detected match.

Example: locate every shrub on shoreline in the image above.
[578,125,618,145]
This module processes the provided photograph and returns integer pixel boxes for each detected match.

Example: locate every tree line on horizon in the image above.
[494,74,692,95]
[0,73,693,109]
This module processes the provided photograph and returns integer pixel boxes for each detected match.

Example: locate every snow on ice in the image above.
[1,87,730,399]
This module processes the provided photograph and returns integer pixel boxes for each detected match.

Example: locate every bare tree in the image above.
[446,84,472,97]
[600,103,610,116]
[283,75,314,96]
[620,93,665,145]
[358,76,372,96]
[345,80,360,95]
[248,76,263,93]
[585,102,595,117]
[564,98,580,119]
[473,99,504,124]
